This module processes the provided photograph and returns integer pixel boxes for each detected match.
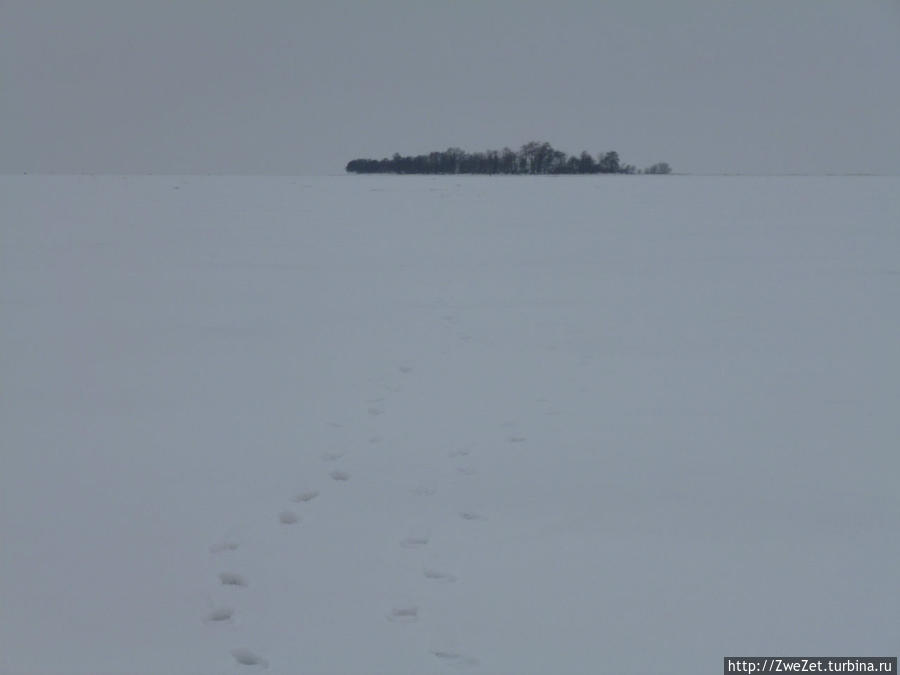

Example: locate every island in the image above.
[346,142,671,175]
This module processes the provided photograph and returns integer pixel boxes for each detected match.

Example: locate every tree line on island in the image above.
[346,142,672,175]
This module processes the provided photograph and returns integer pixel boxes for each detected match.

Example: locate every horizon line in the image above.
[3,171,899,178]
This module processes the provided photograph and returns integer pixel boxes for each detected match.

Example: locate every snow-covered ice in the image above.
[1,174,898,674]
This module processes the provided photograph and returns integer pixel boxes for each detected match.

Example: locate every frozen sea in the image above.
[1,175,898,674]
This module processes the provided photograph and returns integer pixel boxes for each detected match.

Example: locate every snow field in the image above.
[1,175,898,674]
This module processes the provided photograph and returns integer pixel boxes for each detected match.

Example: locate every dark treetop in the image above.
[346,142,671,175]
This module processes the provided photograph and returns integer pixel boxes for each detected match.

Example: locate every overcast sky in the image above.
[2,0,899,175]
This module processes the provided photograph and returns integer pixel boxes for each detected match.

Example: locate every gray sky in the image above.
[2,0,899,175]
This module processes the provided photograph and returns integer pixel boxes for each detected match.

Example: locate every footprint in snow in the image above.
[367,406,384,416]
[456,466,477,476]
[448,448,471,458]
[203,607,234,623]
[321,450,344,462]
[292,490,319,503]
[398,362,414,374]
[459,511,487,521]
[424,568,457,583]
[400,534,429,549]
[209,541,239,554]
[218,572,248,587]
[330,469,350,482]
[278,510,300,525]
[387,606,419,623]
[231,648,268,668]
[508,435,527,443]
[432,649,480,668]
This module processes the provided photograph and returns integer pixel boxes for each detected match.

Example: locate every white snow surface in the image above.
[1,175,898,674]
